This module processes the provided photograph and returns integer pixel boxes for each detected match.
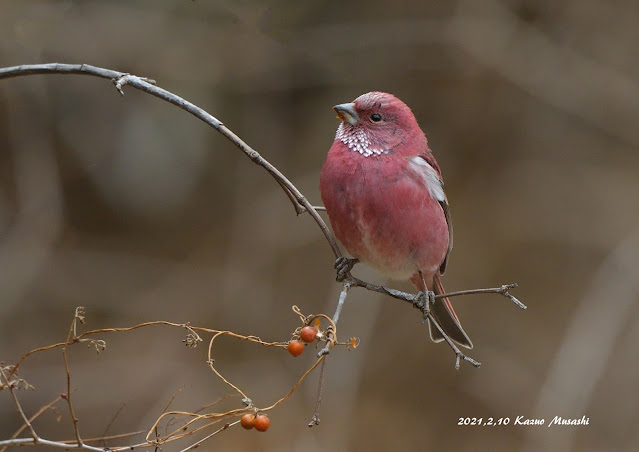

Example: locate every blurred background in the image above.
[1,1,638,450]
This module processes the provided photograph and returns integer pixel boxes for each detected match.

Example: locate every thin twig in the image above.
[308,358,327,427]
[332,280,352,325]
[346,276,524,368]
[101,403,127,448]
[0,437,105,451]
[1,394,63,452]
[0,366,39,442]
[62,308,85,447]
[309,280,352,425]
[61,430,146,445]
[426,311,481,369]
[6,341,68,381]
[317,281,352,358]
[347,276,526,310]
[180,420,238,452]
[438,284,526,309]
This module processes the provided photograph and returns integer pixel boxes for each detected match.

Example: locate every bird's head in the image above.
[332,92,425,157]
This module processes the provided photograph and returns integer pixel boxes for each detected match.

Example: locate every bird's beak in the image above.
[333,102,359,125]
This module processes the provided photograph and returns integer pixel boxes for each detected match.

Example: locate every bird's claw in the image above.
[334,257,358,281]
[416,290,436,320]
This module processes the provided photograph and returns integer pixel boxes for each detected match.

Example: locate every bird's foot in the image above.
[415,290,436,320]
[334,257,358,281]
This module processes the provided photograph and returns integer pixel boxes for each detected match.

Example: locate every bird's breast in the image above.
[320,144,449,280]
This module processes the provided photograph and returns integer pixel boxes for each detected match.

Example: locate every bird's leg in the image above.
[416,270,436,319]
[334,257,359,281]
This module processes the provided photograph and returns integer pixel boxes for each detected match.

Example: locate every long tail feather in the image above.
[411,272,473,349]
[430,273,473,348]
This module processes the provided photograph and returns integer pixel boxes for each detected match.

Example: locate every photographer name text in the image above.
[458,416,590,427]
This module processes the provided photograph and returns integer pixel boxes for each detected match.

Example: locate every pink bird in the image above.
[320,91,472,348]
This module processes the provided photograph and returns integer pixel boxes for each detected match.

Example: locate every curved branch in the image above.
[0,63,342,258]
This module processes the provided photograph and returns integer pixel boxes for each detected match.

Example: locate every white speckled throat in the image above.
[335,123,386,157]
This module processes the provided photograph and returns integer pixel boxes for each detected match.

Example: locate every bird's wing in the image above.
[439,198,453,274]
[412,152,453,274]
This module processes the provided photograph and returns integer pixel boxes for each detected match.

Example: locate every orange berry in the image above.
[254,414,270,432]
[240,413,255,429]
[300,326,317,343]
[287,340,304,356]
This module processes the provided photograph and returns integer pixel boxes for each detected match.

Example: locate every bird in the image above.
[319,91,472,348]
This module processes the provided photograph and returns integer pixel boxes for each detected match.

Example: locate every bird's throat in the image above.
[335,124,387,157]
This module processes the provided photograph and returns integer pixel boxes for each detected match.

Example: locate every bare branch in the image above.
[180,420,237,452]
[0,366,39,442]
[308,358,327,428]
[0,395,63,452]
[1,306,346,450]
[0,437,105,451]
[62,308,86,447]
[346,276,526,310]
[0,63,343,258]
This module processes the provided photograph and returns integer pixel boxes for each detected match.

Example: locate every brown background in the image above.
[1,1,638,451]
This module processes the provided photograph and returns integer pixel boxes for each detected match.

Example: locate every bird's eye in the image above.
[370,113,382,122]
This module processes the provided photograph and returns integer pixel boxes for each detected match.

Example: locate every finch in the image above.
[319,92,472,348]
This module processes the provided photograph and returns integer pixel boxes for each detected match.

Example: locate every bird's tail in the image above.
[416,272,473,349]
